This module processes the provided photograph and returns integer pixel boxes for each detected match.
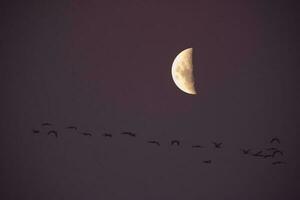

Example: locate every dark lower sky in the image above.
[1,1,299,199]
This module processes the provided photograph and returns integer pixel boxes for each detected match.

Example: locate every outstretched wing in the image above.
[103,133,112,137]
[241,149,250,154]
[32,129,40,134]
[272,161,286,165]
[171,140,180,145]
[192,145,204,148]
[270,138,280,144]
[121,132,136,137]
[212,142,222,148]
[48,130,58,137]
[148,141,160,146]
[272,150,283,157]
[42,122,52,126]
[264,155,272,158]
[266,147,278,151]
[66,126,77,130]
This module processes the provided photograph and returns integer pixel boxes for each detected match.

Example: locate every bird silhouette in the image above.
[81,132,92,136]
[212,142,222,148]
[252,151,264,157]
[121,132,136,137]
[171,140,180,146]
[32,129,40,134]
[192,145,204,148]
[241,149,251,155]
[66,126,77,130]
[147,140,160,146]
[270,137,280,144]
[203,160,212,164]
[272,150,283,157]
[103,133,112,137]
[263,154,273,159]
[41,122,52,126]
[266,147,279,151]
[48,130,58,138]
[272,161,286,165]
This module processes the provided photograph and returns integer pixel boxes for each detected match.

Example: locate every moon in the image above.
[171,48,196,95]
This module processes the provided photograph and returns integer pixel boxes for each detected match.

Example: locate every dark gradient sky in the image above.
[1,1,299,199]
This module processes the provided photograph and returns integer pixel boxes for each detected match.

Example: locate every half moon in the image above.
[171,48,196,95]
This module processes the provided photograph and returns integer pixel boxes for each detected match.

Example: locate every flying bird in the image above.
[212,142,222,148]
[272,150,283,157]
[121,132,136,137]
[32,129,40,134]
[241,149,251,155]
[272,161,286,165]
[171,140,180,146]
[266,147,279,151]
[270,137,280,144]
[203,160,212,164]
[252,151,264,157]
[192,145,204,148]
[66,126,77,130]
[81,132,92,136]
[147,141,160,146]
[41,122,52,126]
[103,133,112,137]
[48,130,58,138]
[263,154,273,159]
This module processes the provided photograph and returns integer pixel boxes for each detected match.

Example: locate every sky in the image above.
[1,1,299,199]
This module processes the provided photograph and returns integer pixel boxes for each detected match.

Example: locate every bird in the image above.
[265,147,279,151]
[171,140,180,146]
[241,148,251,155]
[103,133,112,138]
[270,137,280,144]
[48,130,58,138]
[203,160,212,164]
[121,131,136,137]
[272,161,286,165]
[212,142,222,148]
[147,140,160,146]
[81,132,92,136]
[32,129,40,134]
[66,126,77,130]
[272,150,283,157]
[263,154,273,159]
[252,151,264,157]
[41,122,52,126]
[192,145,204,148]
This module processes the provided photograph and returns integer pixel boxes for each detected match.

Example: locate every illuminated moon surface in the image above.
[171,48,196,95]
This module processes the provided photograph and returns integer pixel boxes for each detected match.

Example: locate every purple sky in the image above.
[70,0,262,117]
[1,1,299,199]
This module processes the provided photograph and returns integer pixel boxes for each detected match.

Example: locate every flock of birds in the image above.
[32,122,287,166]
